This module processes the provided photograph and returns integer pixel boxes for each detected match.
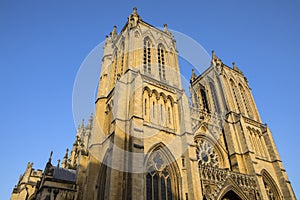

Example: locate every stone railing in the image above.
[199,166,260,200]
[200,166,257,189]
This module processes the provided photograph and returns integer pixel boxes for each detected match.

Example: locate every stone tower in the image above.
[11,8,296,200]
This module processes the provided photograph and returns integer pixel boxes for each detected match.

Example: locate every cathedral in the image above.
[11,8,296,200]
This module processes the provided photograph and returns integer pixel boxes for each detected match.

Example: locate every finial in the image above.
[64,148,69,158]
[164,23,168,29]
[191,68,197,82]
[62,148,69,168]
[48,151,53,163]
[89,113,93,121]
[87,113,93,129]
[232,62,243,74]
[212,50,215,57]
[133,7,137,14]
[111,25,117,38]
[232,62,238,70]
[81,119,85,129]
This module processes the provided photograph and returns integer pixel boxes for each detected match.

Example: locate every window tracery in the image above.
[262,172,281,200]
[196,139,219,168]
[230,79,243,113]
[146,151,173,200]
[239,84,253,118]
[209,82,221,114]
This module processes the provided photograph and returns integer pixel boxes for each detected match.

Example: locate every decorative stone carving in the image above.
[196,140,219,168]
[199,166,261,200]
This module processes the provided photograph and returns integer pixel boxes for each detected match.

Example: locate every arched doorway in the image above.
[221,190,242,200]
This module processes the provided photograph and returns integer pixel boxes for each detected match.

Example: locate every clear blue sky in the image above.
[1,1,299,199]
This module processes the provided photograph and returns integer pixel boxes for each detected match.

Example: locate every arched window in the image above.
[160,104,163,121]
[158,44,166,80]
[239,84,253,118]
[209,82,221,114]
[167,107,171,124]
[145,99,147,116]
[97,159,108,200]
[200,86,210,112]
[120,42,125,75]
[152,102,155,120]
[112,52,118,83]
[146,149,179,200]
[262,170,281,200]
[144,37,152,74]
[230,79,242,113]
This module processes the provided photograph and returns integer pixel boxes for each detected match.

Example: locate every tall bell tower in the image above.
[81,7,193,200]
[11,7,296,200]
[189,51,296,200]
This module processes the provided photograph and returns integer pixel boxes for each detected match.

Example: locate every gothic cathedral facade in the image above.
[11,8,296,200]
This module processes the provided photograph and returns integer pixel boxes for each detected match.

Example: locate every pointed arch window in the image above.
[144,37,152,74]
[209,82,221,114]
[200,86,210,112]
[146,152,174,200]
[262,171,281,200]
[144,99,147,116]
[230,79,242,113]
[113,52,118,83]
[158,44,166,80]
[239,84,253,118]
[120,42,125,75]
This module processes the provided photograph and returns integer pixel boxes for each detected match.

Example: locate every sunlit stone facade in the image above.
[11,8,296,200]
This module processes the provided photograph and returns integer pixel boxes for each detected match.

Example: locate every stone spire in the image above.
[62,148,69,168]
[190,68,197,83]
[86,114,93,130]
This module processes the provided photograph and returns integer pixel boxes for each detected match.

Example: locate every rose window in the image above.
[196,140,219,167]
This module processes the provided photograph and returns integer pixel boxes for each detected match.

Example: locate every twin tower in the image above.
[11,8,295,200]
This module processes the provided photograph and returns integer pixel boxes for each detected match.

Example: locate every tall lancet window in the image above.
[144,37,152,74]
[113,52,118,83]
[239,84,253,118]
[158,44,166,80]
[230,79,242,113]
[209,82,221,114]
[120,42,125,75]
[200,86,210,113]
